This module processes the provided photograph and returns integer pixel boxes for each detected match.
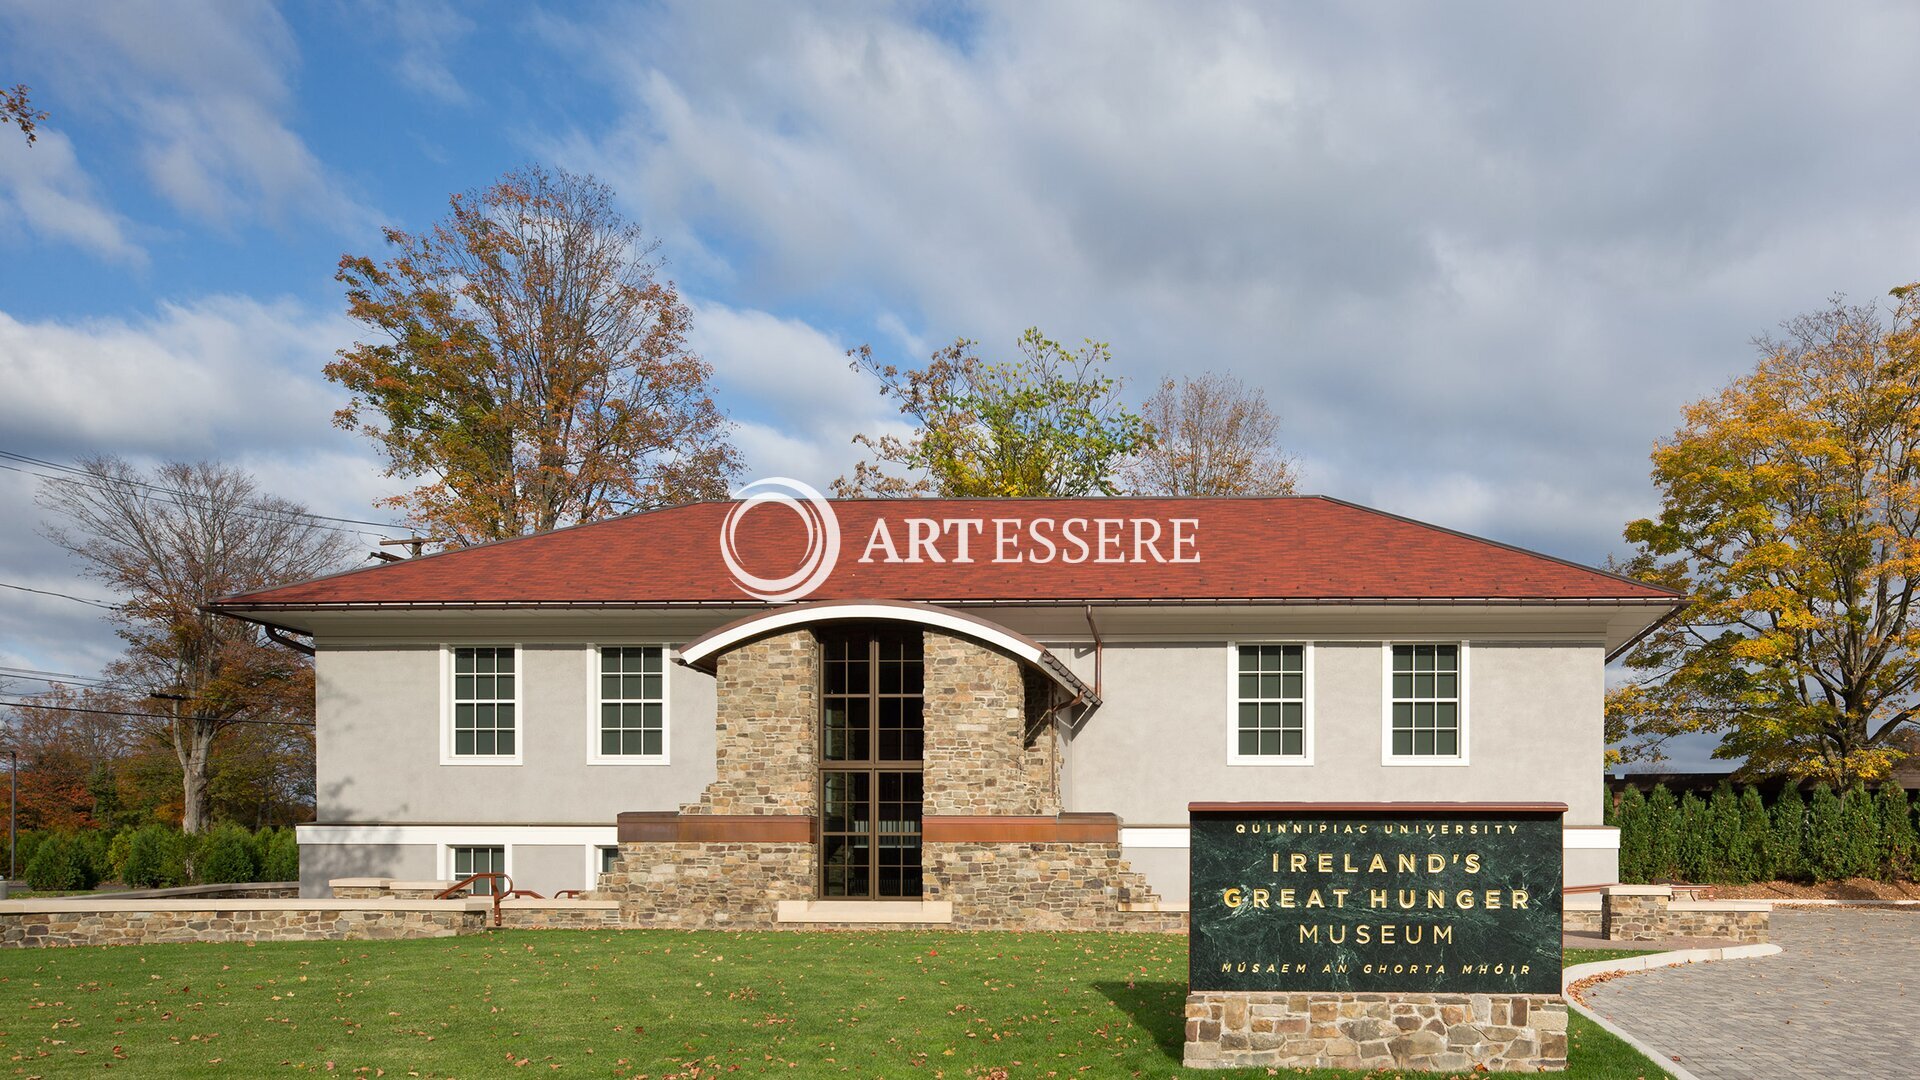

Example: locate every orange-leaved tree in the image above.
[1123,372,1299,496]
[329,165,740,546]
[1610,289,1920,783]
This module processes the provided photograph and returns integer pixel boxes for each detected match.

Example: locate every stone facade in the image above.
[1183,990,1567,1072]
[0,899,491,948]
[602,842,813,928]
[592,624,1164,931]
[924,841,1179,931]
[692,631,818,816]
[1662,903,1770,944]
[922,631,1058,816]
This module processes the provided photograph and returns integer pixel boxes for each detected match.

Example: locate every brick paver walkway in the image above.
[1580,908,1920,1079]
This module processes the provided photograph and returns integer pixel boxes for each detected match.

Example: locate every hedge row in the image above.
[15,824,299,892]
[1611,781,1919,884]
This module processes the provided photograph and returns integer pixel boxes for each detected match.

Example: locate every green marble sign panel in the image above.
[1189,806,1563,994]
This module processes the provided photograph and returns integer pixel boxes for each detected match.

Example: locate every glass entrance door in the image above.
[819,628,924,898]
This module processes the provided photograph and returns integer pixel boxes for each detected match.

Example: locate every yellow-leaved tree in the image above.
[1610,289,1920,783]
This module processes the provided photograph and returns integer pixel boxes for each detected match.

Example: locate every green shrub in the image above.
[1876,783,1918,882]
[24,832,97,892]
[121,825,188,889]
[1645,783,1681,880]
[263,829,299,882]
[107,828,136,883]
[1703,782,1740,881]
[248,827,277,875]
[77,829,114,884]
[1614,785,1649,882]
[1836,783,1880,879]
[1807,783,1848,880]
[196,824,258,884]
[1770,783,1807,881]
[11,829,47,879]
[1732,786,1771,883]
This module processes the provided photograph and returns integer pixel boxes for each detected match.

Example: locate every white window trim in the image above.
[440,643,525,766]
[588,844,621,887]
[585,643,674,766]
[1380,640,1471,767]
[438,841,514,886]
[1225,641,1315,766]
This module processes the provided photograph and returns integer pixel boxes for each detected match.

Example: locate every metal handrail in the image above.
[436,872,546,925]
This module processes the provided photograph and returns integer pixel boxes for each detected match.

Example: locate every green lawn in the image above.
[0,931,1672,1078]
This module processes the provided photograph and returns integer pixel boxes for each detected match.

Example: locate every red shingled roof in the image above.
[212,497,1677,609]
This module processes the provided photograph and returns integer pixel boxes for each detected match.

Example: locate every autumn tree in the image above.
[1609,290,1920,783]
[329,165,740,546]
[835,328,1150,497]
[1123,372,1299,496]
[38,458,353,832]
[2,85,47,146]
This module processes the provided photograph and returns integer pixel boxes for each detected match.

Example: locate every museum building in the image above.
[211,496,1681,929]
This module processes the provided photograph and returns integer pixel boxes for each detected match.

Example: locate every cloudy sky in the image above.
[4,2,1919,767]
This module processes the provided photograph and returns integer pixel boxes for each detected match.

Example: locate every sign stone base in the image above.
[1182,990,1567,1072]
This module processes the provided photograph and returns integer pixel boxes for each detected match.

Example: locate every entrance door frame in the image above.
[816,626,925,899]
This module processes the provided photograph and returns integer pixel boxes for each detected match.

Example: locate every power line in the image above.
[0,670,134,692]
[0,698,315,728]
[0,449,404,531]
[0,581,119,610]
[0,450,408,546]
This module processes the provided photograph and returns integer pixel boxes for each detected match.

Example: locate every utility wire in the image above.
[0,581,119,610]
[0,449,404,530]
[0,670,136,692]
[0,698,315,728]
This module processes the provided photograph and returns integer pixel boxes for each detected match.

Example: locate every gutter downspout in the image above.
[264,626,316,657]
[1083,603,1103,702]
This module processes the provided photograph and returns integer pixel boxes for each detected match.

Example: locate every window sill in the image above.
[1380,756,1471,767]
[439,756,524,767]
[1226,756,1315,767]
[586,756,672,767]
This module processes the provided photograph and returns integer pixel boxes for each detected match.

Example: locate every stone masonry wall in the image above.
[1662,905,1770,944]
[692,631,818,816]
[1183,990,1567,1072]
[1600,892,1665,941]
[923,841,1181,932]
[923,630,1056,816]
[497,900,621,930]
[1564,906,1601,934]
[0,903,489,948]
[602,842,813,929]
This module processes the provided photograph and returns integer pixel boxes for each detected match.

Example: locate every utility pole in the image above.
[379,536,442,559]
[7,747,15,885]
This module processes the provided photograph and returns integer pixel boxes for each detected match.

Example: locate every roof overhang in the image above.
[677,599,1096,705]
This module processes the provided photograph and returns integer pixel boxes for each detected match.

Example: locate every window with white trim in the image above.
[1390,644,1461,758]
[1234,644,1306,759]
[452,845,505,895]
[451,646,516,757]
[598,646,666,757]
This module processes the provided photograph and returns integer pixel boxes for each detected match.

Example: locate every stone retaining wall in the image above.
[1563,904,1601,934]
[0,898,493,948]
[1183,990,1566,1072]
[924,841,1182,932]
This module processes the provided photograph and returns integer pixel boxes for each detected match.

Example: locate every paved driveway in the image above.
[1580,908,1920,1079]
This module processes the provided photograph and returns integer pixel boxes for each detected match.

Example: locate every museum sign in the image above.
[1188,802,1565,995]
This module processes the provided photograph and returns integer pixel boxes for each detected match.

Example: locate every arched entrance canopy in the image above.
[678,599,1096,705]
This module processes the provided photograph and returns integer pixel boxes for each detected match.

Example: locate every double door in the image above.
[819,629,924,899]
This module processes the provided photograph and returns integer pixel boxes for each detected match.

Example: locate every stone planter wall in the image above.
[1183,990,1566,1072]
[0,898,492,948]
[1563,904,1601,934]
[1600,885,1769,943]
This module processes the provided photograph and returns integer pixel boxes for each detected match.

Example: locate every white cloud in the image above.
[689,300,905,489]
[2,0,377,232]
[0,130,145,265]
[556,1,1920,558]
[374,0,475,106]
